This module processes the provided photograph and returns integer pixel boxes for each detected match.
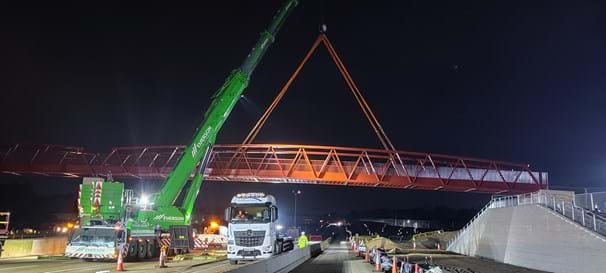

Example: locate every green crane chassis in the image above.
[65,219,194,261]
[66,179,194,260]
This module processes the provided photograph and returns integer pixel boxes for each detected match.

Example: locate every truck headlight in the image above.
[263,245,272,252]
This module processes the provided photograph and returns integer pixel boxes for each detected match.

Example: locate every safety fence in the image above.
[575,191,606,213]
[489,191,606,236]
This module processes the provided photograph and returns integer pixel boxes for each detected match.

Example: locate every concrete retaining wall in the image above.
[1,236,67,258]
[449,204,606,273]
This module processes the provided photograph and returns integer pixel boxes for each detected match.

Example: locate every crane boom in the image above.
[154,0,298,213]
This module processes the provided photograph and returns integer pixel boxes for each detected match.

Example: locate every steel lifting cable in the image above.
[225,36,324,171]
[320,35,408,177]
[320,35,395,151]
[240,33,402,168]
[242,36,324,145]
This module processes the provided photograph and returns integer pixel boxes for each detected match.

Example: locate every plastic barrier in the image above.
[1,236,67,258]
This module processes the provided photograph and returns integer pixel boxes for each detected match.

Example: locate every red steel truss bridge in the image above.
[0,143,546,194]
[0,34,547,194]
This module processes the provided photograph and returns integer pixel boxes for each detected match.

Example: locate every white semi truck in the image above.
[225,193,293,264]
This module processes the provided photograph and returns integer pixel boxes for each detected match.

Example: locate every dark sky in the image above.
[1,0,606,221]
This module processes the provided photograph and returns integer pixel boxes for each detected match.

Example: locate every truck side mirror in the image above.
[224,207,231,222]
[273,206,278,221]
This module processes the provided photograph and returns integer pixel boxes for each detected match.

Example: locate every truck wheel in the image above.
[138,240,148,260]
[229,260,238,265]
[127,241,139,261]
[146,240,155,258]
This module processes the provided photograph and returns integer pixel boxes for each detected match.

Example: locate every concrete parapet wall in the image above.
[226,244,314,273]
[320,239,331,251]
[1,236,67,258]
[449,204,606,273]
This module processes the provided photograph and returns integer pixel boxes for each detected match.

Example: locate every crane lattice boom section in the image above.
[0,144,547,194]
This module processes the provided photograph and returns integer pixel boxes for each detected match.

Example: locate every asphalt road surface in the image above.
[0,257,241,273]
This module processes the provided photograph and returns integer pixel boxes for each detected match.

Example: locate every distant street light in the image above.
[292,190,302,228]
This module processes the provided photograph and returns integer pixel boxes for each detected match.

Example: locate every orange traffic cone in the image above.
[414,263,419,273]
[391,256,398,273]
[374,250,381,272]
[365,249,369,263]
[437,242,440,250]
[116,248,124,271]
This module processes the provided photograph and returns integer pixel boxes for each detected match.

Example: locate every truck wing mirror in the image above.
[273,206,278,221]
[224,207,231,222]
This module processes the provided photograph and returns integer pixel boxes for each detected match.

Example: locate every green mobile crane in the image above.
[65,0,297,260]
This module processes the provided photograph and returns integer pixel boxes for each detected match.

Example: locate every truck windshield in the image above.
[231,206,271,223]
[68,227,117,247]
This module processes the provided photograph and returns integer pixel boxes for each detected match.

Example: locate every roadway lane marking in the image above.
[42,264,108,273]
[0,265,36,271]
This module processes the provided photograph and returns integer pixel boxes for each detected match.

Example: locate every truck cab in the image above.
[225,193,292,264]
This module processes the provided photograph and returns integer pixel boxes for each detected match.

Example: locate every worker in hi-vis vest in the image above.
[298,231,309,248]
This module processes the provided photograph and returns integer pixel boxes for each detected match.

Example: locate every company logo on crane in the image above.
[153,214,185,222]
[191,126,213,158]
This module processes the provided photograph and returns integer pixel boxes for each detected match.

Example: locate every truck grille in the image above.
[234,230,265,247]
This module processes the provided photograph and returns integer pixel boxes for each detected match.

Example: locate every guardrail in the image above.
[448,190,606,250]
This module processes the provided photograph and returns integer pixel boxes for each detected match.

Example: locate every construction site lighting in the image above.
[140,194,149,206]
[210,221,219,229]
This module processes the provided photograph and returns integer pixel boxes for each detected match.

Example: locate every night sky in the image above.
[1,1,606,224]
